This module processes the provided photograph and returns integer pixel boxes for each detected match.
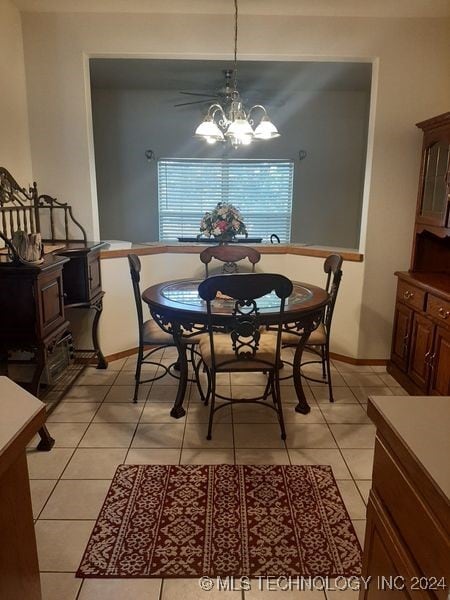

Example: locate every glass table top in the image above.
[160,279,313,311]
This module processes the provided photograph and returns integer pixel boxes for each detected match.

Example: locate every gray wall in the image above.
[92,88,369,247]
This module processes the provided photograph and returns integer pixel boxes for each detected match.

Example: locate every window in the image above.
[158,159,294,242]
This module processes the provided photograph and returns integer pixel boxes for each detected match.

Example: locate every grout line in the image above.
[317,400,372,512]
[33,357,399,587]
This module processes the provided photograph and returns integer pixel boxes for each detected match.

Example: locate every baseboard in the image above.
[104,347,139,362]
[102,347,388,366]
[386,361,424,394]
[329,352,388,366]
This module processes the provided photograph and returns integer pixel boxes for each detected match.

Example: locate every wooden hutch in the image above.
[388,113,450,395]
[0,168,107,450]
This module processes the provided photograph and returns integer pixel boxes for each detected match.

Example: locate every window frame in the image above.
[157,158,294,243]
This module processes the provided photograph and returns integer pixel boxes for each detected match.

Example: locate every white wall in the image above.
[0,0,32,183]
[20,9,450,359]
[98,252,364,359]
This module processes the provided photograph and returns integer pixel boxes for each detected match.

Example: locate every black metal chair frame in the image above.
[198,272,293,440]
[128,254,209,404]
[281,254,343,403]
[200,244,261,276]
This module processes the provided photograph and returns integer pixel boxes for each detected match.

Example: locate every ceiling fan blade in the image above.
[179,91,218,97]
[174,99,216,107]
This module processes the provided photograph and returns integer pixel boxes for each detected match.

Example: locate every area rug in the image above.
[77,464,362,578]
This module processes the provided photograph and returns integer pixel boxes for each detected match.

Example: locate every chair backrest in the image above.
[198,273,293,371]
[128,254,144,344]
[199,245,261,277]
[323,254,343,332]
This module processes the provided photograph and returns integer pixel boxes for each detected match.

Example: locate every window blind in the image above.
[158,159,294,242]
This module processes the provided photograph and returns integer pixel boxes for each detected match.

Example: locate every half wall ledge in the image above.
[99,243,364,263]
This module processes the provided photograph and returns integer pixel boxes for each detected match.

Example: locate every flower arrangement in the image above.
[199,202,247,242]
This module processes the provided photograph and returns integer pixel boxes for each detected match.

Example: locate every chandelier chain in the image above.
[233,0,238,90]
[193,0,279,147]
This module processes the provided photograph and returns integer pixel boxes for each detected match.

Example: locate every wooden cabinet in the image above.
[388,113,450,394]
[360,396,450,600]
[408,313,434,391]
[0,378,46,600]
[390,303,413,372]
[416,114,450,228]
[58,247,103,305]
[0,254,70,348]
[429,326,450,395]
[389,275,450,394]
[37,267,66,339]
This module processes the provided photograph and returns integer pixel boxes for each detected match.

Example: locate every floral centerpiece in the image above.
[199,202,247,243]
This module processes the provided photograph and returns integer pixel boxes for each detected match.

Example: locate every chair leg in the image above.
[191,346,210,406]
[133,344,144,404]
[325,343,334,403]
[271,371,286,440]
[202,365,211,406]
[321,345,327,379]
[262,376,271,402]
[206,373,216,441]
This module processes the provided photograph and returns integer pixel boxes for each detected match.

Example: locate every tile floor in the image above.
[28,348,408,600]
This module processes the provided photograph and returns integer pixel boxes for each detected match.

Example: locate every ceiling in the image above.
[13,0,450,17]
[90,59,372,93]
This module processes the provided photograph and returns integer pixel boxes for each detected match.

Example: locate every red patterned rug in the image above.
[77,464,362,578]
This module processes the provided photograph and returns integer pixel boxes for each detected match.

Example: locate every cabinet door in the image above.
[391,303,413,372]
[360,493,428,600]
[37,269,66,338]
[429,326,450,395]
[87,253,102,299]
[407,314,434,392]
[417,139,450,227]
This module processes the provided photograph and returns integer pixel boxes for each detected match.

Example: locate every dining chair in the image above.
[199,245,261,276]
[128,254,209,404]
[281,254,343,402]
[197,272,293,440]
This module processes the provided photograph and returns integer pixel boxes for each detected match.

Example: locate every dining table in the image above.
[142,278,329,419]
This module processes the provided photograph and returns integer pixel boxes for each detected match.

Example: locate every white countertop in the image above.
[0,377,45,456]
[369,395,450,501]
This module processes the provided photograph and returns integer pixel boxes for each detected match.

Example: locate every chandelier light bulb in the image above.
[226,118,254,138]
[194,117,224,141]
[253,116,280,140]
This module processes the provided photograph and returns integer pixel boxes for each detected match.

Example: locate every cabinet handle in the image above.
[438,307,450,319]
[424,350,432,365]
[403,290,414,300]
[429,352,436,369]
[402,334,409,351]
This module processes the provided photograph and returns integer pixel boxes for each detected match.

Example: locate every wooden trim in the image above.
[368,404,450,535]
[104,347,139,362]
[329,352,387,366]
[416,112,450,131]
[102,347,386,365]
[386,361,425,394]
[100,243,364,262]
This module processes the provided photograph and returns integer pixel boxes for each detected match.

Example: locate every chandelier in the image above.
[194,0,280,148]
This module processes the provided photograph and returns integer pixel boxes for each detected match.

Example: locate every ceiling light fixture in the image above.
[194,0,280,148]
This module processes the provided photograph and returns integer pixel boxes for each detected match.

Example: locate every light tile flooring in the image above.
[28,349,408,600]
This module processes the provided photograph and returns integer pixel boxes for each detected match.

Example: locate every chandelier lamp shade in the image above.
[194,0,280,148]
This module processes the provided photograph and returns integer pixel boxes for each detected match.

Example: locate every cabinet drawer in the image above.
[427,294,450,324]
[372,438,449,586]
[397,280,426,311]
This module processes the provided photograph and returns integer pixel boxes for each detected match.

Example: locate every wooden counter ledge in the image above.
[100,242,363,262]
